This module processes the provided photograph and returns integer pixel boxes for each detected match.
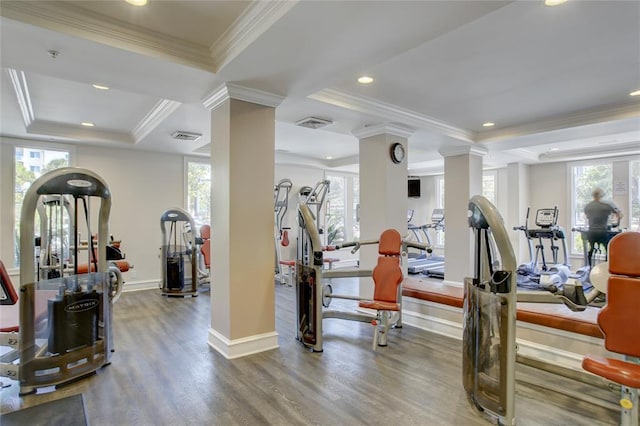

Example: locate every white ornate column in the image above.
[438,145,486,283]
[353,123,414,298]
[203,83,283,358]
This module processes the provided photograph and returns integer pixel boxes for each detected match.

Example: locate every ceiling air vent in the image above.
[171,131,202,142]
[295,116,333,130]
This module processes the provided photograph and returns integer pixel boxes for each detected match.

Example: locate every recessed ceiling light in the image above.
[357,76,374,84]
[545,0,567,6]
[125,0,147,6]
[92,84,109,90]
[325,156,333,160]
[630,90,640,96]
[482,122,495,127]
[81,122,95,127]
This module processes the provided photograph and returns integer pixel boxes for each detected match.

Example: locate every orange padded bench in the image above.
[76,260,131,274]
[402,276,603,338]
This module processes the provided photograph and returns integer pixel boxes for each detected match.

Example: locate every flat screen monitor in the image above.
[408,179,420,198]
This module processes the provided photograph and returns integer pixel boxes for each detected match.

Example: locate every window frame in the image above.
[324,171,359,244]
[9,140,75,267]
[184,156,212,228]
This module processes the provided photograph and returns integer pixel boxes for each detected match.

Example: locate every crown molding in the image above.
[209,1,298,71]
[477,102,640,144]
[0,1,216,72]
[309,88,475,143]
[352,123,415,140]
[6,69,34,127]
[538,141,640,162]
[438,144,488,158]
[132,99,182,143]
[202,83,284,111]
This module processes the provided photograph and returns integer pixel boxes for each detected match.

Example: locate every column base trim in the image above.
[208,328,279,359]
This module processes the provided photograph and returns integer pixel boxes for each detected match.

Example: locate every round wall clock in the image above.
[390,142,405,164]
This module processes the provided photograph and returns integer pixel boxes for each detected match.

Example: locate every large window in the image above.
[434,175,445,246]
[482,170,497,205]
[631,160,639,231]
[570,161,613,255]
[186,160,211,228]
[14,146,70,266]
[325,173,359,245]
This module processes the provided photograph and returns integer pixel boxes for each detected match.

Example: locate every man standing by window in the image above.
[584,188,623,266]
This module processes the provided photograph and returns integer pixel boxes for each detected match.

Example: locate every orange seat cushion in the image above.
[583,355,640,388]
[359,300,400,311]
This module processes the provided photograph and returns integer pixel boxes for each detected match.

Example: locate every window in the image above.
[325,173,359,245]
[631,160,639,231]
[570,161,613,254]
[482,170,497,205]
[434,175,445,246]
[14,146,70,266]
[186,160,211,228]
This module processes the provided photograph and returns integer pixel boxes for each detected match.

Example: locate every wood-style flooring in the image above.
[0,279,621,425]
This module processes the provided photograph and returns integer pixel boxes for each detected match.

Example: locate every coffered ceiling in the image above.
[1,0,639,175]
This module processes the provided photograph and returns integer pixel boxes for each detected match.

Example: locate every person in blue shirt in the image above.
[584,188,623,266]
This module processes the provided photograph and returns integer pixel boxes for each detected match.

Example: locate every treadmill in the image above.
[408,209,446,276]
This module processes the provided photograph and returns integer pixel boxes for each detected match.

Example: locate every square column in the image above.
[506,162,530,264]
[353,124,413,299]
[203,84,283,359]
[438,146,486,283]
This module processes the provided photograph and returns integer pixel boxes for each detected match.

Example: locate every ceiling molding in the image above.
[477,102,640,144]
[209,0,298,71]
[352,123,415,140]
[0,1,216,72]
[27,119,134,145]
[309,88,475,143]
[438,144,488,158]
[132,99,182,143]
[538,141,640,162]
[6,69,34,127]
[202,83,284,111]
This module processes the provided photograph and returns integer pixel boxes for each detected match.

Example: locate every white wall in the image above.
[75,145,184,289]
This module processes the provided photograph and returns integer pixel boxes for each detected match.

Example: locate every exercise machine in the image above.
[582,232,640,426]
[160,207,199,297]
[464,195,518,425]
[274,178,293,285]
[407,209,446,277]
[295,202,427,352]
[0,167,121,395]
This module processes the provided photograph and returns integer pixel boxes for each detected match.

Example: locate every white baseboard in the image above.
[401,307,463,340]
[122,279,160,292]
[208,328,279,359]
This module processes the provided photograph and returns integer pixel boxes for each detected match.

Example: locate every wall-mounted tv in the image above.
[408,178,421,198]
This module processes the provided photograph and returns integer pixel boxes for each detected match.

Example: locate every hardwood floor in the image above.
[1,279,620,425]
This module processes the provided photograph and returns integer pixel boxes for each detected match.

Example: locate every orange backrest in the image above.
[200,225,211,268]
[597,232,640,357]
[371,229,403,303]
[200,225,211,240]
[0,259,19,305]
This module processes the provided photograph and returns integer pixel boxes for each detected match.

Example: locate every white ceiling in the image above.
[1,0,639,175]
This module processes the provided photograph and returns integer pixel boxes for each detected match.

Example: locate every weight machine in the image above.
[274,178,293,285]
[160,207,200,297]
[1,167,121,395]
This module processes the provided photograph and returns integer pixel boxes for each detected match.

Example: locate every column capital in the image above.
[202,83,284,111]
[352,123,415,140]
[438,144,488,158]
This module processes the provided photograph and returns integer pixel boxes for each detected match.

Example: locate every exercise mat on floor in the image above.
[2,393,88,426]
